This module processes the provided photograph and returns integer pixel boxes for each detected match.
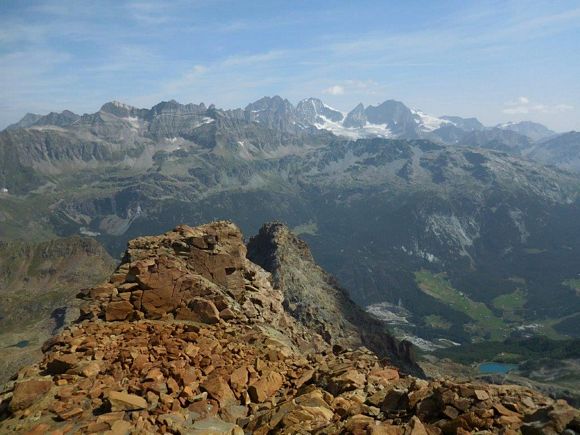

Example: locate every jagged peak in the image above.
[245,95,294,112]
[100,100,137,111]
[99,100,146,119]
[371,98,407,107]
[148,100,207,116]
[5,113,43,130]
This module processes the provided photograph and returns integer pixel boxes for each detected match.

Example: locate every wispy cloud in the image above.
[503,96,573,114]
[323,85,344,95]
[125,1,174,25]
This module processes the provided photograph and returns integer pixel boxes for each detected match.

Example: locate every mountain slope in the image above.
[1,130,579,347]
[0,221,577,434]
[497,121,555,141]
[527,131,580,172]
[0,237,115,384]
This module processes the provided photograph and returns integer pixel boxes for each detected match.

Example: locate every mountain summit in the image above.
[0,221,577,433]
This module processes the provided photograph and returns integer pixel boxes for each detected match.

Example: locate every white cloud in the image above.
[323,85,344,95]
[503,97,573,115]
[220,50,286,67]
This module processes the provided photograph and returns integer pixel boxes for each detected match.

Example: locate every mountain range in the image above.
[3,96,564,152]
[0,95,579,356]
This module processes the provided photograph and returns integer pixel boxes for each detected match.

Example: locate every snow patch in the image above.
[411,109,451,132]
[314,116,393,139]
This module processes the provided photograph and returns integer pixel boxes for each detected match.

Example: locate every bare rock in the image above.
[201,376,237,408]
[105,300,134,321]
[9,379,52,411]
[190,297,221,324]
[248,371,284,403]
[108,391,147,411]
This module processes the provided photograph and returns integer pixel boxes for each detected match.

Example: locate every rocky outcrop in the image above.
[0,221,578,434]
[247,222,420,375]
[76,222,320,346]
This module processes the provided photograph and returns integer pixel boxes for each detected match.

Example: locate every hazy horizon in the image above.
[1,0,579,131]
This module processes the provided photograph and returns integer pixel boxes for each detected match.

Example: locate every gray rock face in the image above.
[7,111,80,130]
[296,98,344,124]
[440,116,485,132]
[5,97,565,166]
[527,131,580,171]
[6,113,43,130]
[34,110,80,127]
[458,127,532,153]
[244,96,298,133]
[498,121,556,141]
[100,101,149,119]
[343,103,367,128]
[365,100,418,136]
[247,222,420,373]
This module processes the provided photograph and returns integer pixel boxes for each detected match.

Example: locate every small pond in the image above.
[7,340,30,349]
[478,362,518,374]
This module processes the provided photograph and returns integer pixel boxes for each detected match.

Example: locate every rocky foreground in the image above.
[0,221,578,434]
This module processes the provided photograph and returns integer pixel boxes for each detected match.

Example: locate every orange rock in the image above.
[189,297,221,324]
[10,379,52,411]
[248,371,284,403]
[105,300,134,321]
[229,366,249,392]
[85,421,110,433]
[494,403,521,417]
[370,368,400,382]
[89,285,116,300]
[108,391,147,411]
[57,407,83,420]
[145,367,164,382]
[201,375,237,408]
[23,423,51,435]
[406,416,428,435]
[46,354,78,375]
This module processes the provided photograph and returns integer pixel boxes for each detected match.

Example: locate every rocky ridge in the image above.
[247,222,418,375]
[0,221,578,434]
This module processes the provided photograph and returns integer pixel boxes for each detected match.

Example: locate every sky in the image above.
[0,0,579,131]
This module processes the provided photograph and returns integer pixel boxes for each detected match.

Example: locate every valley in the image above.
[1,96,579,402]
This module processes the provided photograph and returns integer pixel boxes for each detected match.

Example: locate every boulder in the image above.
[190,297,221,324]
[248,371,284,403]
[45,353,78,375]
[201,376,237,408]
[9,379,52,411]
[108,391,147,411]
[105,300,134,321]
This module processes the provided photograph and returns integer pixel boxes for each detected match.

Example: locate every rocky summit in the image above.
[0,222,578,434]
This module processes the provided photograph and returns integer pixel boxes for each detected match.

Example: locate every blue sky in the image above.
[0,0,579,131]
